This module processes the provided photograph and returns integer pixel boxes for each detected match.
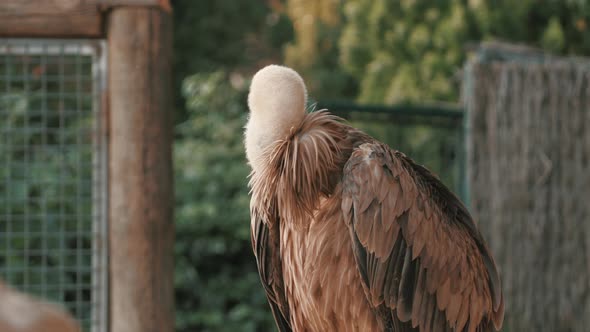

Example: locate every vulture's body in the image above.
[245,65,504,332]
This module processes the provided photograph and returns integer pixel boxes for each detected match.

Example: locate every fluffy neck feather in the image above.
[248,111,353,226]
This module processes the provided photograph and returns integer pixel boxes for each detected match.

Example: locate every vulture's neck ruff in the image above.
[245,65,349,225]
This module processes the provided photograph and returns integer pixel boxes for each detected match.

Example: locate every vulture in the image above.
[244,65,504,332]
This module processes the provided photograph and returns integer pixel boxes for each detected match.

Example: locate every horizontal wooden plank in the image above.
[0,0,86,15]
[0,0,171,37]
[99,0,171,12]
[0,2,102,38]
[0,0,170,15]
[98,0,165,6]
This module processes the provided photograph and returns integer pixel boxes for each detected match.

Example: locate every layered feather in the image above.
[248,111,354,227]
[341,142,504,332]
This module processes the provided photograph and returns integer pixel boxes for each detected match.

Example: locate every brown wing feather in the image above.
[342,142,504,332]
[251,205,292,332]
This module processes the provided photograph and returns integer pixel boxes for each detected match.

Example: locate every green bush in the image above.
[174,72,275,332]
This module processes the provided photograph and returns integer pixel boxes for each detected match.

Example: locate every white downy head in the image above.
[244,65,307,171]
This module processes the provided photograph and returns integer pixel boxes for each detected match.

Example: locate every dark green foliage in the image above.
[174,72,275,332]
[340,0,478,103]
[172,0,267,124]
[339,0,590,104]
[173,1,268,74]
[172,0,293,124]
[283,1,358,100]
[171,2,294,330]
[475,0,590,55]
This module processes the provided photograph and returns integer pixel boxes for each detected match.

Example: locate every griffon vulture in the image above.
[245,65,504,332]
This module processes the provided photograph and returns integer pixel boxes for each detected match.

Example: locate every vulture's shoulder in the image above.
[341,141,504,332]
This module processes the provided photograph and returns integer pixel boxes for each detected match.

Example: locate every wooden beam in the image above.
[100,0,170,9]
[108,7,174,332]
[0,1,102,38]
[0,0,166,13]
[0,0,87,15]
[0,0,171,38]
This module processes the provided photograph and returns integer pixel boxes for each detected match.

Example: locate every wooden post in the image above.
[464,45,590,331]
[108,7,174,332]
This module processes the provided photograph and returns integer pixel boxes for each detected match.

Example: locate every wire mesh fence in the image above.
[0,39,107,332]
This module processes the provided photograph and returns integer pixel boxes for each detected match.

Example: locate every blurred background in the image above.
[1,0,590,331]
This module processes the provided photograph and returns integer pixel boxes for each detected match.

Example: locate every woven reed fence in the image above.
[464,43,590,331]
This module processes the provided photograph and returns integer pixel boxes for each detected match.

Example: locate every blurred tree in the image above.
[171,2,295,331]
[339,0,477,104]
[339,0,590,104]
[173,1,266,73]
[172,0,293,124]
[283,0,357,99]
[472,0,590,55]
[174,72,275,332]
